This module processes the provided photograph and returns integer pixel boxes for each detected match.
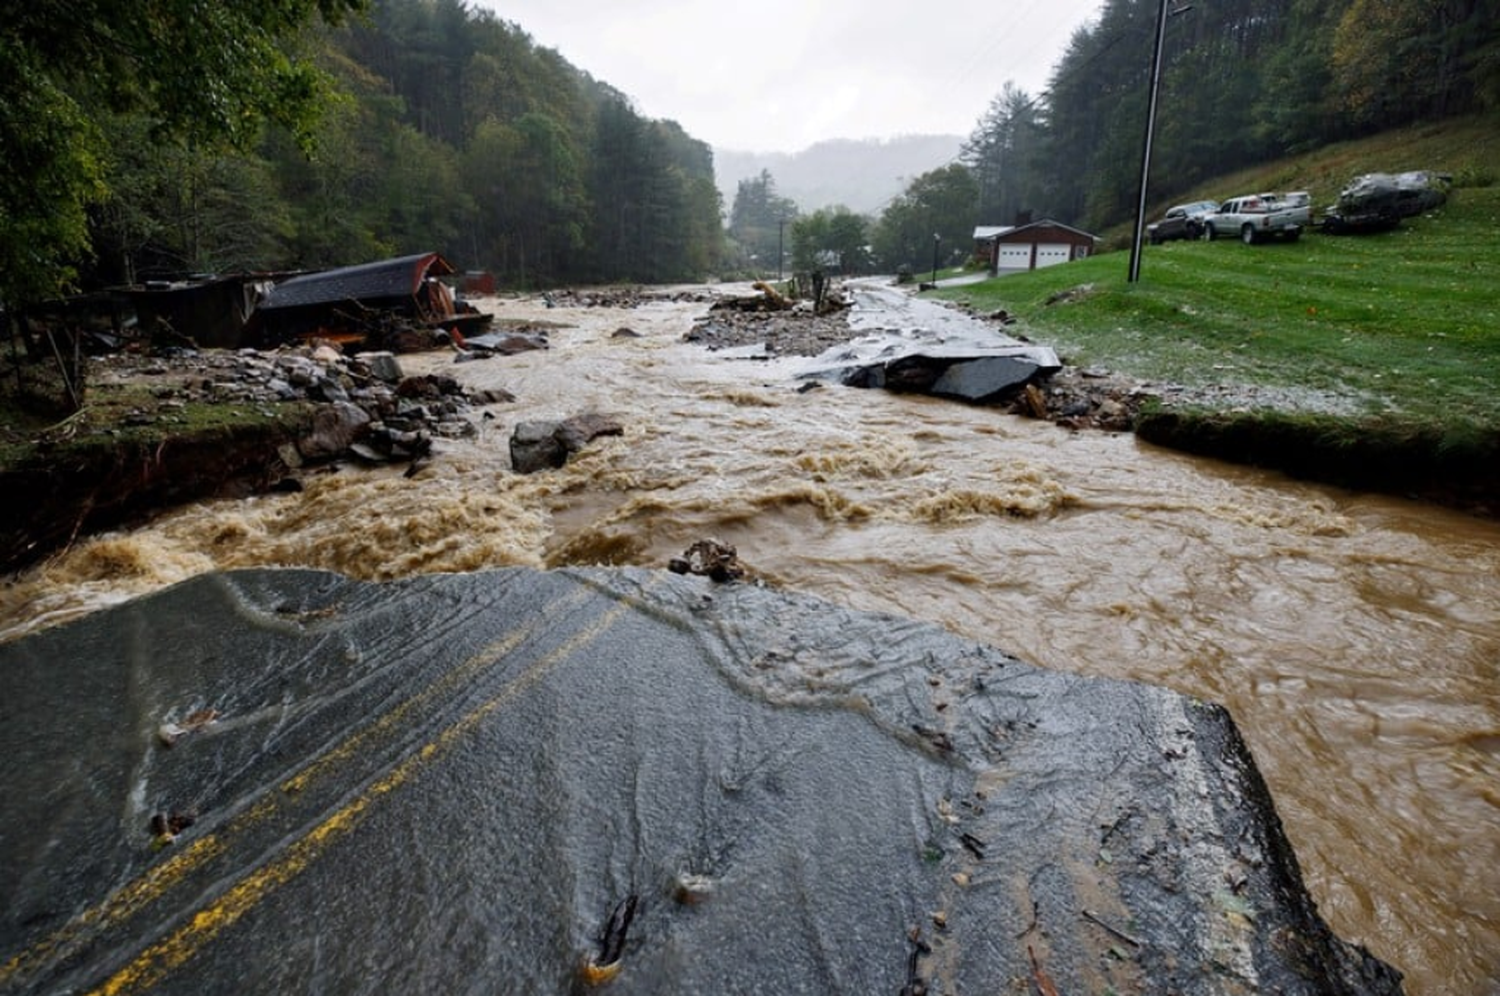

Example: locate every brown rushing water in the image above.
[3,289,1497,994]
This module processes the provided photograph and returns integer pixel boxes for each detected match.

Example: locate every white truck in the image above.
[1203,191,1311,244]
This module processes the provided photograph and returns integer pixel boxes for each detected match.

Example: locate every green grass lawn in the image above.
[940,183,1499,429]
[929,119,1500,504]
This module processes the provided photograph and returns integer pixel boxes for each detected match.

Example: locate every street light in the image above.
[931,233,941,286]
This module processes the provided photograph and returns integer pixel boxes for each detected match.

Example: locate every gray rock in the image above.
[470,388,516,405]
[556,413,624,453]
[284,360,319,387]
[509,420,569,473]
[312,377,350,404]
[510,414,624,474]
[297,400,371,460]
[267,378,299,401]
[354,351,404,384]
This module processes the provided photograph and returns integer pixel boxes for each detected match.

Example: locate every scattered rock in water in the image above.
[509,413,624,474]
[461,331,550,355]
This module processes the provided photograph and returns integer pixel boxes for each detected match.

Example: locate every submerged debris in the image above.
[156,707,219,748]
[668,539,745,582]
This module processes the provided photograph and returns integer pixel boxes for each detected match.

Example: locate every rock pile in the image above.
[536,287,713,309]
[92,344,517,468]
[683,311,865,357]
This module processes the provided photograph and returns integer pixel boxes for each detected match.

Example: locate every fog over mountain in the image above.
[714,135,964,218]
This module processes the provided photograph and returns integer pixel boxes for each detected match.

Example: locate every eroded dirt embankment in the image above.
[1,417,309,574]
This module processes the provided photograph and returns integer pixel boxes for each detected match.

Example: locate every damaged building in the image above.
[246,251,488,349]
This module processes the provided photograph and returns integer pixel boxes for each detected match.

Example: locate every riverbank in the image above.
[4,273,1496,576]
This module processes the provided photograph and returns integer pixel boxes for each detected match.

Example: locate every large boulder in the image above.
[295,400,371,460]
[0,568,1402,995]
[510,413,624,474]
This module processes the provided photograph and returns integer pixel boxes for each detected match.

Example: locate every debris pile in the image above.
[89,344,517,468]
[535,287,712,309]
[667,538,746,582]
[684,310,865,357]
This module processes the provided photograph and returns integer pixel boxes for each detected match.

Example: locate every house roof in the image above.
[976,219,1099,242]
[259,252,455,311]
[973,225,1014,240]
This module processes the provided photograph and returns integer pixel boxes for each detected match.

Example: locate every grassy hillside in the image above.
[1112,112,1500,245]
[935,113,1500,509]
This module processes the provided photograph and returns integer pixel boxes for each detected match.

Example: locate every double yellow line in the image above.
[4,579,642,995]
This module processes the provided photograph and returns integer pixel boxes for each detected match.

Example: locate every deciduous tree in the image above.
[0,0,367,306]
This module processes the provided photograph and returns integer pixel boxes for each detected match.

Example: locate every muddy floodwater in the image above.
[4,287,1497,994]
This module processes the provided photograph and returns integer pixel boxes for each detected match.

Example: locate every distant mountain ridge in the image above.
[714,135,964,217]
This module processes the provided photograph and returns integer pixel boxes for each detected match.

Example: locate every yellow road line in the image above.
[87,593,637,996]
[1,584,592,990]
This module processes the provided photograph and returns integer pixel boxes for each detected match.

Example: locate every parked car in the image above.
[1147,200,1218,244]
[1203,191,1311,243]
[1321,170,1452,234]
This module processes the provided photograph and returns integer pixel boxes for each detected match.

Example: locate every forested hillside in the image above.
[2,0,724,304]
[963,0,1500,232]
[5,0,1496,304]
[180,0,722,287]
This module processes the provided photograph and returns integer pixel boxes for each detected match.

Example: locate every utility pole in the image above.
[931,233,941,286]
[1127,0,1181,283]
[778,218,785,281]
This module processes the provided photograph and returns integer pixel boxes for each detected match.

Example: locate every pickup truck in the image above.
[1203,192,1311,244]
[1147,200,1218,244]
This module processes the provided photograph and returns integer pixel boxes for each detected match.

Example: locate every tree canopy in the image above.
[3,0,727,306]
[961,0,1499,234]
[728,170,800,276]
[1,0,369,306]
[6,0,1493,305]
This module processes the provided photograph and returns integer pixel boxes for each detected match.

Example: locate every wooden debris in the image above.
[1027,944,1062,996]
[1021,383,1049,419]
[1082,908,1143,947]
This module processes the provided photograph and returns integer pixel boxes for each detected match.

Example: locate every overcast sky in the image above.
[474,0,1104,153]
